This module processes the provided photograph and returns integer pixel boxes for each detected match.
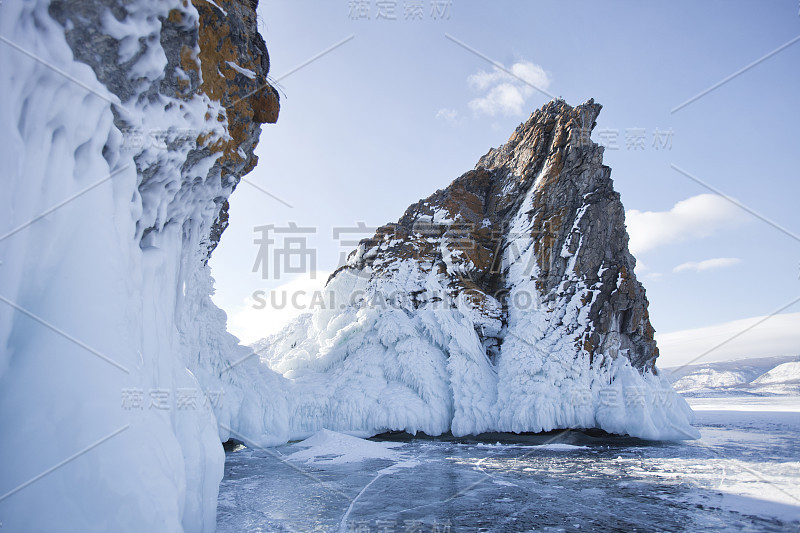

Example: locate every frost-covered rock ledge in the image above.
[258,99,699,444]
[1,1,284,531]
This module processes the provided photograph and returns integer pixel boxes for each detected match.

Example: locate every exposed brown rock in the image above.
[49,0,279,258]
[334,99,659,372]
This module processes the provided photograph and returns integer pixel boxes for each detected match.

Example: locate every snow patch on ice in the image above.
[288,429,403,465]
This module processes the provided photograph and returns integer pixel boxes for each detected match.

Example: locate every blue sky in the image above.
[210,1,800,364]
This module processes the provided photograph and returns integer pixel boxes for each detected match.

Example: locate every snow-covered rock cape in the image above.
[259,100,699,443]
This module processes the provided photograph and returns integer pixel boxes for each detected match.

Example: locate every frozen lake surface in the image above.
[217,397,800,532]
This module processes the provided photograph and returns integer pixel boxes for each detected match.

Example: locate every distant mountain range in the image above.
[663,355,800,396]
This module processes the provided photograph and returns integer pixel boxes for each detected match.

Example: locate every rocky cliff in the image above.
[339,99,657,372]
[48,0,279,256]
[262,99,697,441]
[0,1,285,532]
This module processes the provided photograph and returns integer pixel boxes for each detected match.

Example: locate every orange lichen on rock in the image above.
[190,0,279,171]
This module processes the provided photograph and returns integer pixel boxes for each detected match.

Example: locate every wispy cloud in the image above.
[435,107,459,123]
[626,194,746,255]
[673,257,741,273]
[634,260,663,281]
[467,60,551,117]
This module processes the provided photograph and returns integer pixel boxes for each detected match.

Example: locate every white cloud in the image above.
[655,312,800,367]
[227,271,331,345]
[467,60,551,117]
[435,107,459,123]
[626,194,746,255]
[673,257,741,273]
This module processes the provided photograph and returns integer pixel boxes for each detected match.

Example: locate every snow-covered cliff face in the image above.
[0,1,285,531]
[260,100,698,442]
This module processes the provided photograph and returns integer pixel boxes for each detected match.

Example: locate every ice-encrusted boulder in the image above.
[0,1,285,531]
[260,99,699,442]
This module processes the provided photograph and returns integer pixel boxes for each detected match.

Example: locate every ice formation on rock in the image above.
[0,1,284,531]
[260,100,699,443]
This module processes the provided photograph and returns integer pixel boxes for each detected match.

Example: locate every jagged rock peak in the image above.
[263,98,696,441]
[477,98,602,173]
[336,98,658,372]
